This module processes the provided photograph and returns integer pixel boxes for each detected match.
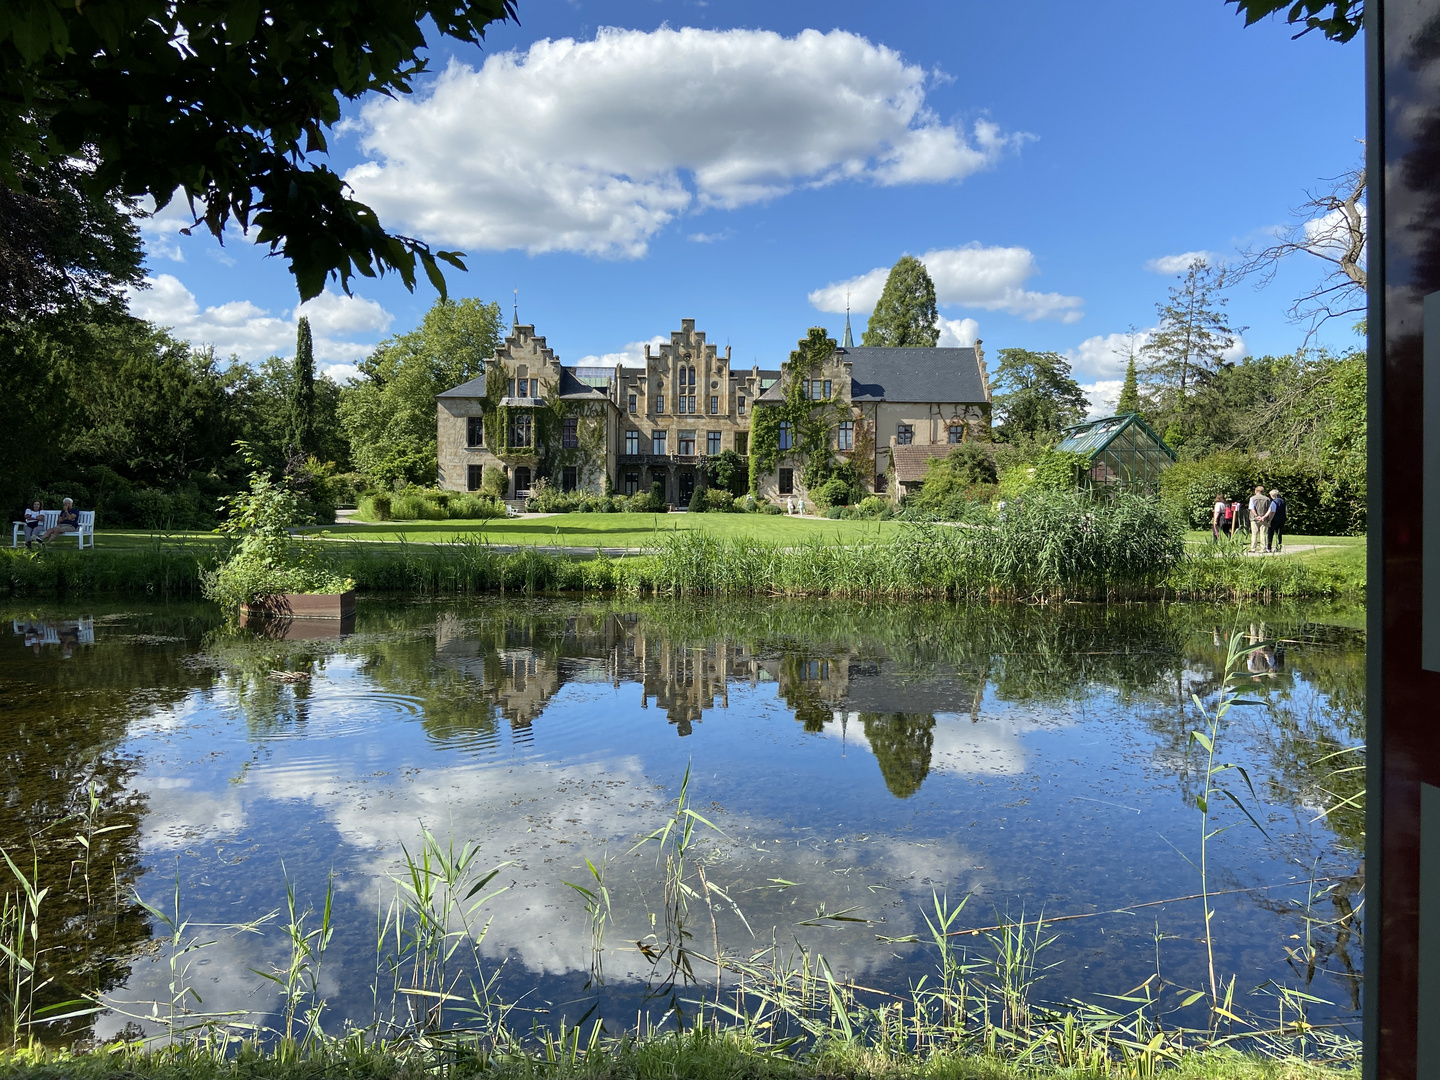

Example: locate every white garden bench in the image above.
[11,509,97,549]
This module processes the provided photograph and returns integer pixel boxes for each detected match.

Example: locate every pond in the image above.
[0,597,1364,1047]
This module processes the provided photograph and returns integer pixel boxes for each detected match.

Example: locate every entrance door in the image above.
[678,472,695,506]
[513,466,532,497]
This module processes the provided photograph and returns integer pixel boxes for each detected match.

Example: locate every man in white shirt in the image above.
[1248,486,1270,553]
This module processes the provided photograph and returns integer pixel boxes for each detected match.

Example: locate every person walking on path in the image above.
[1265,489,1287,553]
[1212,494,1227,541]
[1248,486,1270,553]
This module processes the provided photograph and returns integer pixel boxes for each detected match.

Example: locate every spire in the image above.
[512,287,519,328]
[842,291,854,348]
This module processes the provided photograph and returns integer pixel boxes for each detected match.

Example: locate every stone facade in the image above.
[437,319,991,507]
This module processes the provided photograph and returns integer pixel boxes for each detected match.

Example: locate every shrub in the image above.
[391,492,447,520]
[360,493,392,521]
[758,501,783,515]
[687,483,705,513]
[707,450,749,497]
[824,506,844,519]
[816,476,855,509]
[447,493,504,519]
[703,489,736,513]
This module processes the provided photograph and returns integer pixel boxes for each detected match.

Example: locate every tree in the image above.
[289,317,317,456]
[1237,157,1365,344]
[1140,258,1241,413]
[862,256,939,347]
[1,1,517,301]
[1226,0,1362,42]
[1117,356,1141,413]
[860,713,935,798]
[991,348,1089,444]
[339,297,502,487]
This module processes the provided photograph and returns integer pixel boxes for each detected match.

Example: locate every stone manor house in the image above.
[437,316,992,506]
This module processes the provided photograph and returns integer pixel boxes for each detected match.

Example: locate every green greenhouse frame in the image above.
[1056,413,1177,493]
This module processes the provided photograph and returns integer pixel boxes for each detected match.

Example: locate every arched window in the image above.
[688,366,697,386]
[778,420,792,451]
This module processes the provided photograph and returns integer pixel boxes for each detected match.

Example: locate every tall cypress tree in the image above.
[862,255,939,347]
[289,316,316,456]
[1116,356,1140,413]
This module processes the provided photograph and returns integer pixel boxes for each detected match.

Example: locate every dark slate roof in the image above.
[752,347,987,405]
[437,373,489,399]
[557,368,609,401]
[843,346,987,403]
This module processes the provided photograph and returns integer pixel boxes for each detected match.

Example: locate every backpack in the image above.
[1223,503,1234,522]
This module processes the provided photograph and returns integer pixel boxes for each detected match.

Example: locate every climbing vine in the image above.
[749,327,847,494]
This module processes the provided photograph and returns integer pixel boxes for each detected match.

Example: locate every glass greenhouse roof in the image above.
[1057,414,1176,461]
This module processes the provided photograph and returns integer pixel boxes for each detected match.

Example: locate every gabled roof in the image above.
[437,373,489,399]
[845,346,987,403]
[1056,413,1177,461]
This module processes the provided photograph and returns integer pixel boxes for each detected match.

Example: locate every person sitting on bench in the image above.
[39,498,79,544]
[22,501,43,548]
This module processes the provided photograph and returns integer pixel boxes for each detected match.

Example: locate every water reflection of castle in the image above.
[432,611,987,796]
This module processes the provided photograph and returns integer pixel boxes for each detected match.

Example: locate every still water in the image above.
[0,598,1364,1043]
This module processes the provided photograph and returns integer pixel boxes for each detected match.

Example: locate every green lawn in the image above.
[303,511,903,549]
[1183,530,1366,568]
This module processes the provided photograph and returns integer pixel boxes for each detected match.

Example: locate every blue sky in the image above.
[127,0,1365,413]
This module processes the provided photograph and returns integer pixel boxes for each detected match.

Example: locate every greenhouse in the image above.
[1056,413,1177,492]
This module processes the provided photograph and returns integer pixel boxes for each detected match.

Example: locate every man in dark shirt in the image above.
[1265,489,1286,553]
[40,498,80,544]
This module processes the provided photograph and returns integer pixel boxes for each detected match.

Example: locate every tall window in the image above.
[625,471,639,495]
[678,430,696,456]
[652,430,667,455]
[467,464,484,491]
[734,432,748,454]
[657,398,665,413]
[514,466,532,495]
[625,429,639,455]
[823,380,832,398]
[628,394,637,413]
[707,431,722,455]
[838,420,853,451]
[738,395,746,413]
[511,412,533,447]
[778,468,794,495]
[562,466,577,492]
[948,423,964,444]
[710,395,718,415]
[466,416,484,447]
[562,416,579,448]
[688,395,696,414]
[778,420,792,451]
[896,423,913,446]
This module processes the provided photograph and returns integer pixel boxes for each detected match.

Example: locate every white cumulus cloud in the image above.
[937,316,980,347]
[344,27,1027,258]
[1144,250,1221,275]
[573,336,669,367]
[126,274,393,367]
[810,244,1083,324]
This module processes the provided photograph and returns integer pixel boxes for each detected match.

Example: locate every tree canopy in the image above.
[1,0,517,300]
[1226,0,1361,42]
[1139,258,1240,422]
[990,348,1088,445]
[339,297,503,488]
[862,256,939,347]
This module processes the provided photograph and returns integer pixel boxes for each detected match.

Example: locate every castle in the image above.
[436,315,991,505]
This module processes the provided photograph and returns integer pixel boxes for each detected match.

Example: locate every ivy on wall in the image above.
[748,328,849,494]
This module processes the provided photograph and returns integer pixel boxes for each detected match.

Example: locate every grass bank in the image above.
[0,1033,1354,1080]
[0,517,1364,601]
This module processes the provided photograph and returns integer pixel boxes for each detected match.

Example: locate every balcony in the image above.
[618,453,702,466]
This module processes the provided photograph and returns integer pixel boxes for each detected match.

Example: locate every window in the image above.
[948,423,964,444]
[734,432,748,454]
[896,423,914,446]
[657,398,665,413]
[710,395,718,415]
[625,430,639,455]
[778,420,792,451]
[838,420,853,451]
[510,412,532,447]
[678,430,696,456]
[688,395,696,414]
[466,416,485,447]
[467,464,484,491]
[738,395,746,413]
[562,416,578,448]
[628,394,637,414]
[707,430,722,455]
[778,468,794,495]
[823,379,832,398]
[508,379,515,397]
[514,466,532,495]
[562,466,577,493]
[652,430,667,455]
[625,471,640,496]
